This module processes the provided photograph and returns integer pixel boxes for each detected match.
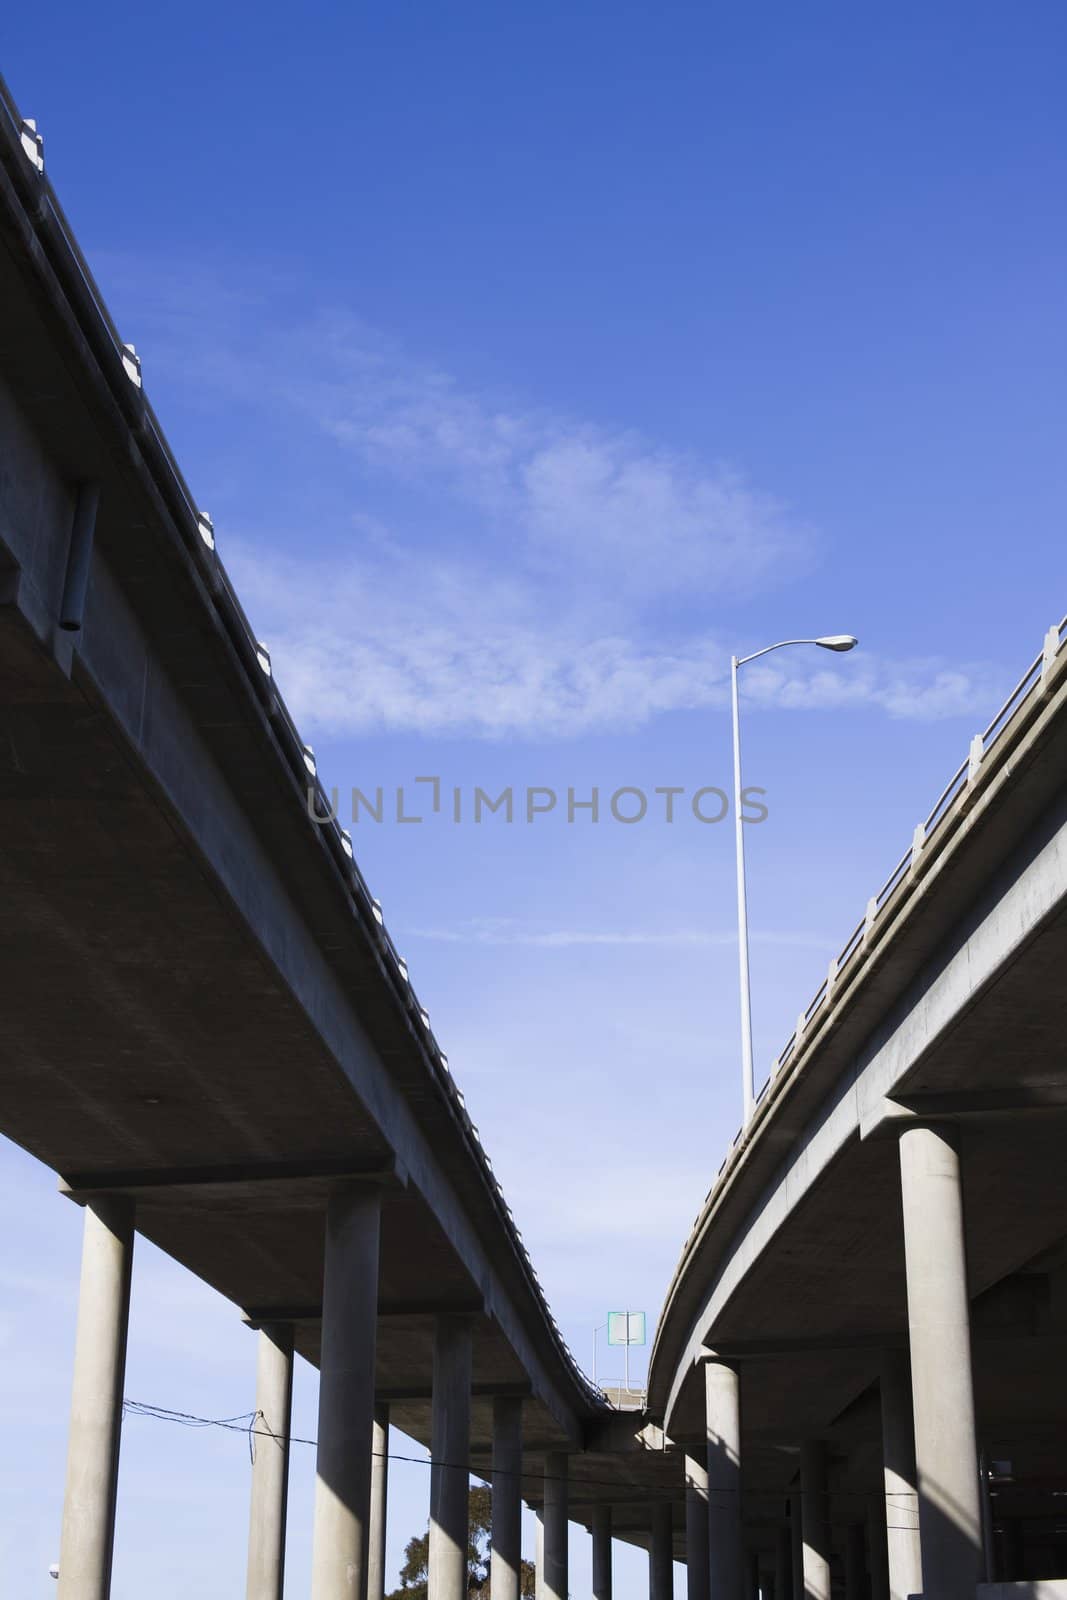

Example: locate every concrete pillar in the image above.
[746,1549,760,1600]
[246,1323,294,1600]
[368,1404,390,1600]
[685,1452,709,1600]
[774,1523,792,1600]
[866,1495,889,1600]
[789,1495,802,1600]
[705,1360,743,1599]
[800,1442,830,1600]
[592,1505,613,1600]
[491,1396,523,1600]
[535,1509,544,1600]
[898,1123,982,1600]
[429,1316,473,1600]
[542,1452,568,1600]
[310,1187,381,1600]
[844,1522,866,1600]
[650,1501,674,1600]
[57,1197,135,1600]
[879,1351,920,1600]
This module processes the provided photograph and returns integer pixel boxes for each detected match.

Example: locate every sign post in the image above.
[607,1311,647,1393]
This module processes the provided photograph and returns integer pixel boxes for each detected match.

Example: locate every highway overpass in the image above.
[3,68,1067,1600]
[647,610,1067,1600]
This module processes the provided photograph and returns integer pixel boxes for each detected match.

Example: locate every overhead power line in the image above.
[121,1399,924,1524]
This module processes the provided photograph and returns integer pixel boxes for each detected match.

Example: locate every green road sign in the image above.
[607,1311,646,1347]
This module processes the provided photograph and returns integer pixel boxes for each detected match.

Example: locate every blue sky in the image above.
[2,3,1066,1596]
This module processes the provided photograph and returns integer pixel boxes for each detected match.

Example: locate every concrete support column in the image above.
[542,1453,568,1600]
[310,1187,382,1600]
[57,1197,135,1600]
[705,1360,743,1600]
[368,1404,390,1600]
[879,1351,920,1600]
[491,1396,523,1600]
[535,1509,544,1600]
[800,1442,830,1600]
[685,1453,709,1600]
[844,1522,866,1600]
[774,1523,792,1600]
[246,1323,294,1600]
[429,1316,473,1600]
[592,1505,613,1600]
[866,1494,888,1600]
[789,1495,802,1600]
[650,1502,674,1600]
[898,1123,982,1600]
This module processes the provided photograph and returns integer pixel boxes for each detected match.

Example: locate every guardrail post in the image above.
[863,897,878,942]
[967,734,984,783]
[909,823,925,872]
[1040,623,1062,689]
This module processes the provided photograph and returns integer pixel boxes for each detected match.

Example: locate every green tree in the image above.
[387,1484,536,1600]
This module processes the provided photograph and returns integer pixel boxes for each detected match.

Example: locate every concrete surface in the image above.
[246,1324,293,1600]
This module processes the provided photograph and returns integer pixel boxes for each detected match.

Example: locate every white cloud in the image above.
[742,656,1006,722]
[229,536,1003,737]
[285,314,805,602]
[227,537,730,738]
[405,916,833,950]
[98,266,1007,740]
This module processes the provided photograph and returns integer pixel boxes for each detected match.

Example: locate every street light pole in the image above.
[730,635,858,1128]
[731,653,755,1129]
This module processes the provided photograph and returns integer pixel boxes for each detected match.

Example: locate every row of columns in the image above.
[52,1182,578,1600]
[51,1118,984,1600]
[692,1119,984,1600]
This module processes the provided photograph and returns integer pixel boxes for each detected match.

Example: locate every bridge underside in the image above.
[0,555,690,1541]
[666,867,1067,1577]
[0,593,552,1424]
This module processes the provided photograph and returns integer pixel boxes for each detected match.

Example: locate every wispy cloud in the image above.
[230,535,1004,737]
[742,656,1004,722]
[227,537,732,738]
[99,261,1007,739]
[404,916,833,950]
[275,312,809,604]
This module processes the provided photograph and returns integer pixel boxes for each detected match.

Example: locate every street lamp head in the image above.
[815,635,858,652]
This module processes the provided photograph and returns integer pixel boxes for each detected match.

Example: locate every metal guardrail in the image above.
[0,76,607,1408]
[701,615,1067,1222]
